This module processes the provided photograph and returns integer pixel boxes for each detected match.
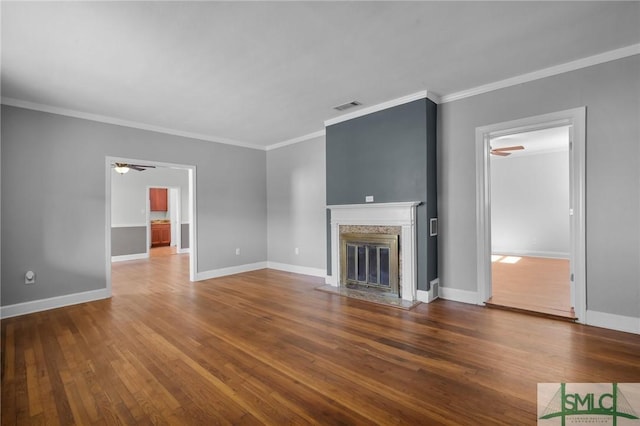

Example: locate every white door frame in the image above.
[106,156,198,297]
[475,107,586,322]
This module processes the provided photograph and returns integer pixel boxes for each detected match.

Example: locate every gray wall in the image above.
[1,105,267,306]
[439,54,640,317]
[266,136,326,270]
[491,151,570,257]
[326,98,438,290]
[111,226,147,256]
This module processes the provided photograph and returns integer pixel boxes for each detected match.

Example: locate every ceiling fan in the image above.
[490,145,524,156]
[112,162,156,174]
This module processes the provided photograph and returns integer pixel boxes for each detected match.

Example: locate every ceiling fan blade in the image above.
[129,165,155,172]
[492,145,524,152]
[491,150,510,156]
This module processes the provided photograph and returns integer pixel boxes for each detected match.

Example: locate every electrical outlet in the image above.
[235,248,240,256]
[25,270,36,285]
[295,247,299,255]
[365,195,374,203]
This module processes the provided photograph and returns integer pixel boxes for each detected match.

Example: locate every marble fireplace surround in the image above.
[327,202,420,301]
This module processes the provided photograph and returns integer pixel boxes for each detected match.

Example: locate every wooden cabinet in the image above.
[150,188,168,211]
[151,223,171,247]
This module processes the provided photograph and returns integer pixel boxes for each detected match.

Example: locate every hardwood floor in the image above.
[3,254,640,425]
[488,255,575,320]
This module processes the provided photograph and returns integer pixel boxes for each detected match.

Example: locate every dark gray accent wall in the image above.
[326,98,437,290]
[111,226,147,256]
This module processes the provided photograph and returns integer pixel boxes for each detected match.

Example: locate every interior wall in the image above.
[1,105,267,306]
[266,136,326,271]
[438,54,640,318]
[491,150,569,257]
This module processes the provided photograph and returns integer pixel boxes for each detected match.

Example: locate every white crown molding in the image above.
[324,90,429,127]
[265,129,326,151]
[1,97,266,151]
[441,43,640,103]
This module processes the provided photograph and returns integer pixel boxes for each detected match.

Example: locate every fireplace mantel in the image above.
[327,202,421,301]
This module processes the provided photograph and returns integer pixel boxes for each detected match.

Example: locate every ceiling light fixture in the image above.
[114,163,130,174]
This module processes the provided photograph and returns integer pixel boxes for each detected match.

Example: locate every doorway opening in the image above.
[488,126,573,318]
[105,156,198,297]
[148,186,185,255]
[475,108,586,322]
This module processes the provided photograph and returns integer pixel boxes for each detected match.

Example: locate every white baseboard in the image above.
[111,253,149,262]
[195,262,268,281]
[325,274,338,286]
[0,288,111,319]
[438,286,479,305]
[266,262,326,278]
[177,247,191,254]
[586,310,640,335]
[417,278,440,303]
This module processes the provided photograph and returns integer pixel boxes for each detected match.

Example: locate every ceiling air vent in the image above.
[333,101,362,111]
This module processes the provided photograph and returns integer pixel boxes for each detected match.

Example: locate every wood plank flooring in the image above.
[489,255,575,320]
[3,253,640,425]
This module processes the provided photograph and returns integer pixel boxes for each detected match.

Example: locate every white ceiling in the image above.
[2,1,639,149]
[491,126,569,159]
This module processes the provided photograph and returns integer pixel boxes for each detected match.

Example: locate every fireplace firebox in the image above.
[340,233,399,295]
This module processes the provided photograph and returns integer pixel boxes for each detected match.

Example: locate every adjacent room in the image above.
[2,2,639,424]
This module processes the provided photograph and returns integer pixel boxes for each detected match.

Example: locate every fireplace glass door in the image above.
[340,233,399,295]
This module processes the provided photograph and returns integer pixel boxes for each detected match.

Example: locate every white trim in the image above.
[111,253,149,262]
[0,289,110,319]
[111,223,148,228]
[266,262,326,278]
[441,44,640,103]
[475,107,587,321]
[417,279,439,303]
[438,287,479,305]
[2,97,265,151]
[266,130,326,151]
[586,310,640,335]
[327,202,421,301]
[177,247,191,254]
[324,90,429,127]
[195,262,267,281]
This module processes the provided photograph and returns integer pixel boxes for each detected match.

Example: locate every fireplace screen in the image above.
[340,233,399,294]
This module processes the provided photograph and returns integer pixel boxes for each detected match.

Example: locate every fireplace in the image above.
[340,232,399,295]
[327,202,420,301]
